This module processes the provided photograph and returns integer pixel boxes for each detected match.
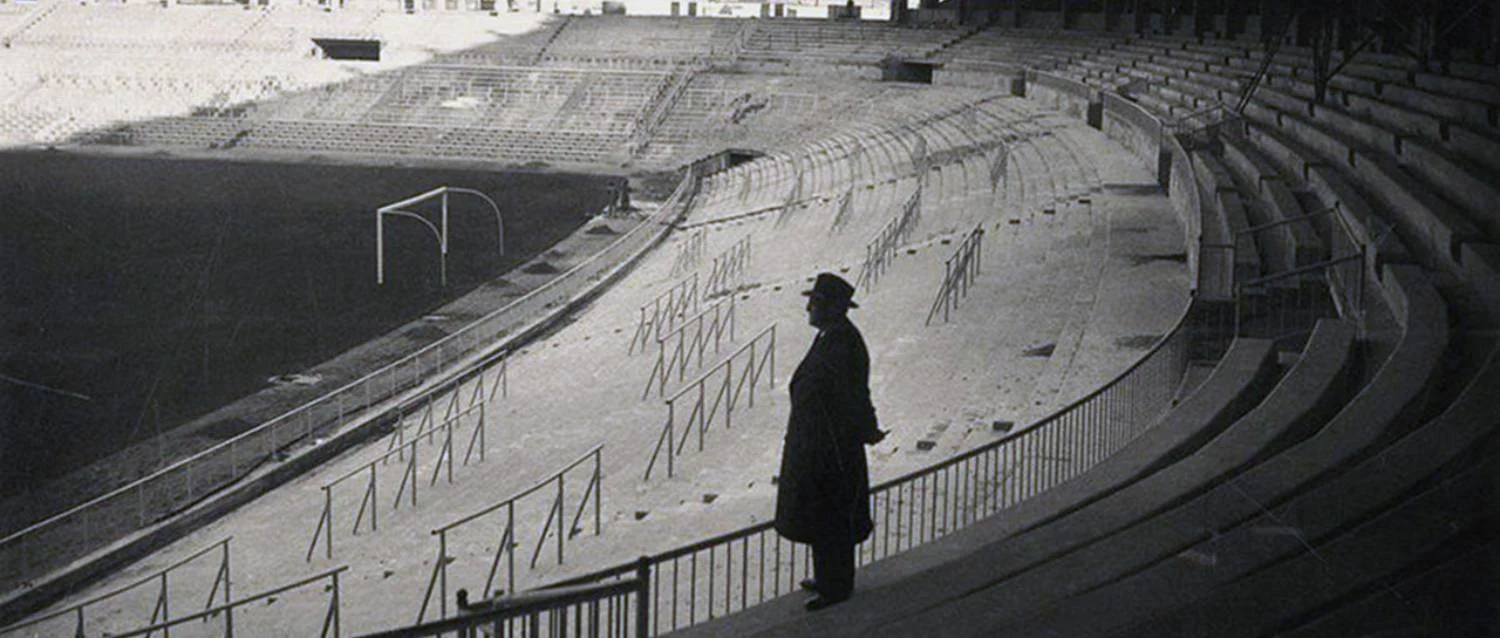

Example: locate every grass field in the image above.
[0,151,612,490]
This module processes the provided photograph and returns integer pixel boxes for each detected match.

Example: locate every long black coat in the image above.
[774,317,880,546]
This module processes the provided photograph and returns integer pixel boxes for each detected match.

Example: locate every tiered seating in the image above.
[12,3,266,55]
[0,108,62,146]
[639,72,891,164]
[431,126,620,163]
[688,87,999,216]
[650,26,1500,638]
[539,16,719,66]
[941,28,1122,72]
[238,119,444,156]
[1019,31,1500,318]
[106,117,247,150]
[430,16,567,66]
[740,21,959,65]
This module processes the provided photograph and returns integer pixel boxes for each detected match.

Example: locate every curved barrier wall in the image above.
[0,167,701,616]
[1025,70,1097,123]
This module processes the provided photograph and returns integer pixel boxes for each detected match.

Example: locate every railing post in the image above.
[557,474,566,565]
[594,449,603,536]
[635,556,652,638]
[696,383,707,452]
[440,532,449,621]
[324,487,333,560]
[508,504,517,597]
[370,465,379,531]
[667,402,676,479]
[769,327,776,388]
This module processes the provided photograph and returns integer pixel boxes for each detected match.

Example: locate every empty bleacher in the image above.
[2,8,1497,636]
[538,16,723,67]
[657,24,1497,637]
[740,20,960,65]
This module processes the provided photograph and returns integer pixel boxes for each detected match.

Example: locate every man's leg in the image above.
[812,539,856,600]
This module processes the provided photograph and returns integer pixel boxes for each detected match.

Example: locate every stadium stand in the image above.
[538,16,723,66]
[658,20,1495,638]
[740,20,961,66]
[2,4,1497,636]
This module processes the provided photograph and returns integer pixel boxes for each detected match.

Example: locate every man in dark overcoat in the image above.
[775,272,887,611]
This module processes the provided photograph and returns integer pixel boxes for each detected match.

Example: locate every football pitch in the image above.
[0,150,613,488]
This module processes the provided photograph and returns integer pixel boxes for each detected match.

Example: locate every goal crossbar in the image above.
[376,186,505,286]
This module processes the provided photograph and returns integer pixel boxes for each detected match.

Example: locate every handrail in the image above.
[826,187,856,234]
[702,235,752,299]
[629,273,700,356]
[669,229,707,276]
[388,355,506,454]
[109,566,348,638]
[855,185,923,291]
[645,324,777,481]
[307,402,486,562]
[643,296,736,399]
[417,444,606,623]
[0,537,232,637]
[1239,253,1362,289]
[926,225,986,326]
[360,561,648,638]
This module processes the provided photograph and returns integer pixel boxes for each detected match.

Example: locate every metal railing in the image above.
[0,537,232,638]
[702,236,752,300]
[540,304,1194,636]
[988,143,1009,192]
[0,163,694,599]
[1217,207,1367,342]
[1234,253,1364,344]
[386,355,507,455]
[1173,105,1244,150]
[1229,207,1334,276]
[110,566,347,638]
[855,186,924,291]
[826,188,855,235]
[643,297,737,399]
[644,324,777,481]
[306,402,487,562]
[669,229,706,277]
[926,226,986,326]
[909,126,930,175]
[782,156,805,218]
[361,560,649,638]
[629,273,700,356]
[630,68,697,156]
[418,445,606,624]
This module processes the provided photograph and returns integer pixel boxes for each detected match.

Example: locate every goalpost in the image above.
[376,186,505,287]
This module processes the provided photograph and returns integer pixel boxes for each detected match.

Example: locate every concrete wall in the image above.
[934,61,1024,92]
[1100,92,1165,177]
[1164,133,1207,298]
[1026,70,1094,122]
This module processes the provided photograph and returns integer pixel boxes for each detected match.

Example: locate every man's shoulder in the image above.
[817,319,868,358]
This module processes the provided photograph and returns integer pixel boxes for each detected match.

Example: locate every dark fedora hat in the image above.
[802,272,859,309]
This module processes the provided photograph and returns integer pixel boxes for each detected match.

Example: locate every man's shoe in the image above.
[799,578,819,593]
[804,594,848,611]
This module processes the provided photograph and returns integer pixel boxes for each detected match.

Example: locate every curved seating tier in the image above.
[667,26,1494,638]
[993,30,1500,322]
